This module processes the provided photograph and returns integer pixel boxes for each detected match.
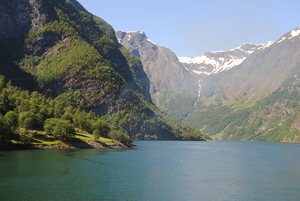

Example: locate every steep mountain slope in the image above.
[0,0,210,141]
[182,27,300,142]
[118,27,300,142]
[116,30,198,120]
[199,27,300,105]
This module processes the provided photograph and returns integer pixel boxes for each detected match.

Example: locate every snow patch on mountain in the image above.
[276,28,300,43]
[289,28,300,38]
[179,55,219,66]
[258,41,274,50]
[147,38,156,45]
[179,43,264,76]
[276,36,286,43]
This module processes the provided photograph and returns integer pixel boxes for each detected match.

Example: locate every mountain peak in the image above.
[275,27,300,44]
[115,30,148,44]
[290,28,300,38]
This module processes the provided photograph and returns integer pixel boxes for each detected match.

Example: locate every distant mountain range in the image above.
[117,27,300,142]
[179,42,273,75]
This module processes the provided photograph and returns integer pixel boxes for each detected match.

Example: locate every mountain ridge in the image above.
[179,42,273,75]
[117,27,300,142]
[184,27,300,141]
[116,30,198,120]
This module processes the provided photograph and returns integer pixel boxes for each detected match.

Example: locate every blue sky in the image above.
[77,0,299,57]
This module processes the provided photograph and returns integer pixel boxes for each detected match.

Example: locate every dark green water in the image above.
[0,140,300,201]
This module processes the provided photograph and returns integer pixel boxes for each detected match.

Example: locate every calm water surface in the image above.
[0,140,300,201]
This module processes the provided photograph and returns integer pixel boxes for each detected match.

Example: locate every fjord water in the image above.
[1,141,300,201]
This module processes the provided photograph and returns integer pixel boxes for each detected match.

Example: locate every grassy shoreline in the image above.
[1,131,132,151]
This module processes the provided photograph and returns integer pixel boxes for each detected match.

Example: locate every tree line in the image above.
[0,75,132,148]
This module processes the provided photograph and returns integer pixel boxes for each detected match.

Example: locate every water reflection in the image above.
[0,141,299,201]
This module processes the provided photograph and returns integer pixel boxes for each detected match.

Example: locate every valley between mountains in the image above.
[0,0,299,150]
[117,28,300,142]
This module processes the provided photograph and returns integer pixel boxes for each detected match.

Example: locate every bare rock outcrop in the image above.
[0,0,56,39]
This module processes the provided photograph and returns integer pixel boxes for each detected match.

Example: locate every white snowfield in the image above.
[258,41,274,50]
[178,43,266,76]
[290,28,300,38]
[178,27,300,76]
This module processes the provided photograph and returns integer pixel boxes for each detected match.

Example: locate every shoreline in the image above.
[0,141,133,151]
[35,141,132,150]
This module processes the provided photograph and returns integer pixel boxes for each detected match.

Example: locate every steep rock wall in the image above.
[0,0,56,39]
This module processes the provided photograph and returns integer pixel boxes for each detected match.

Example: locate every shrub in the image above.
[44,118,75,141]
[108,130,133,145]
[19,129,33,144]
[92,130,100,140]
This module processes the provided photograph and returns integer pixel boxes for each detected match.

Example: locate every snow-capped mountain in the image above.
[178,27,300,77]
[183,27,300,141]
[116,27,300,142]
[275,27,300,43]
[179,42,274,76]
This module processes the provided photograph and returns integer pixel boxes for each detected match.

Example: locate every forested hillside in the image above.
[0,0,211,149]
[184,72,300,142]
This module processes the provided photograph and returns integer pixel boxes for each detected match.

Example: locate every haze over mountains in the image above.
[117,27,300,142]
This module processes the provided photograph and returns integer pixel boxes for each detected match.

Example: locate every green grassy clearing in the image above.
[10,129,118,148]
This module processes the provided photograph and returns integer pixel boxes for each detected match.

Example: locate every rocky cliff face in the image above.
[115,30,197,119]
[0,0,150,114]
[0,0,56,39]
[0,0,58,90]
[116,31,190,91]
